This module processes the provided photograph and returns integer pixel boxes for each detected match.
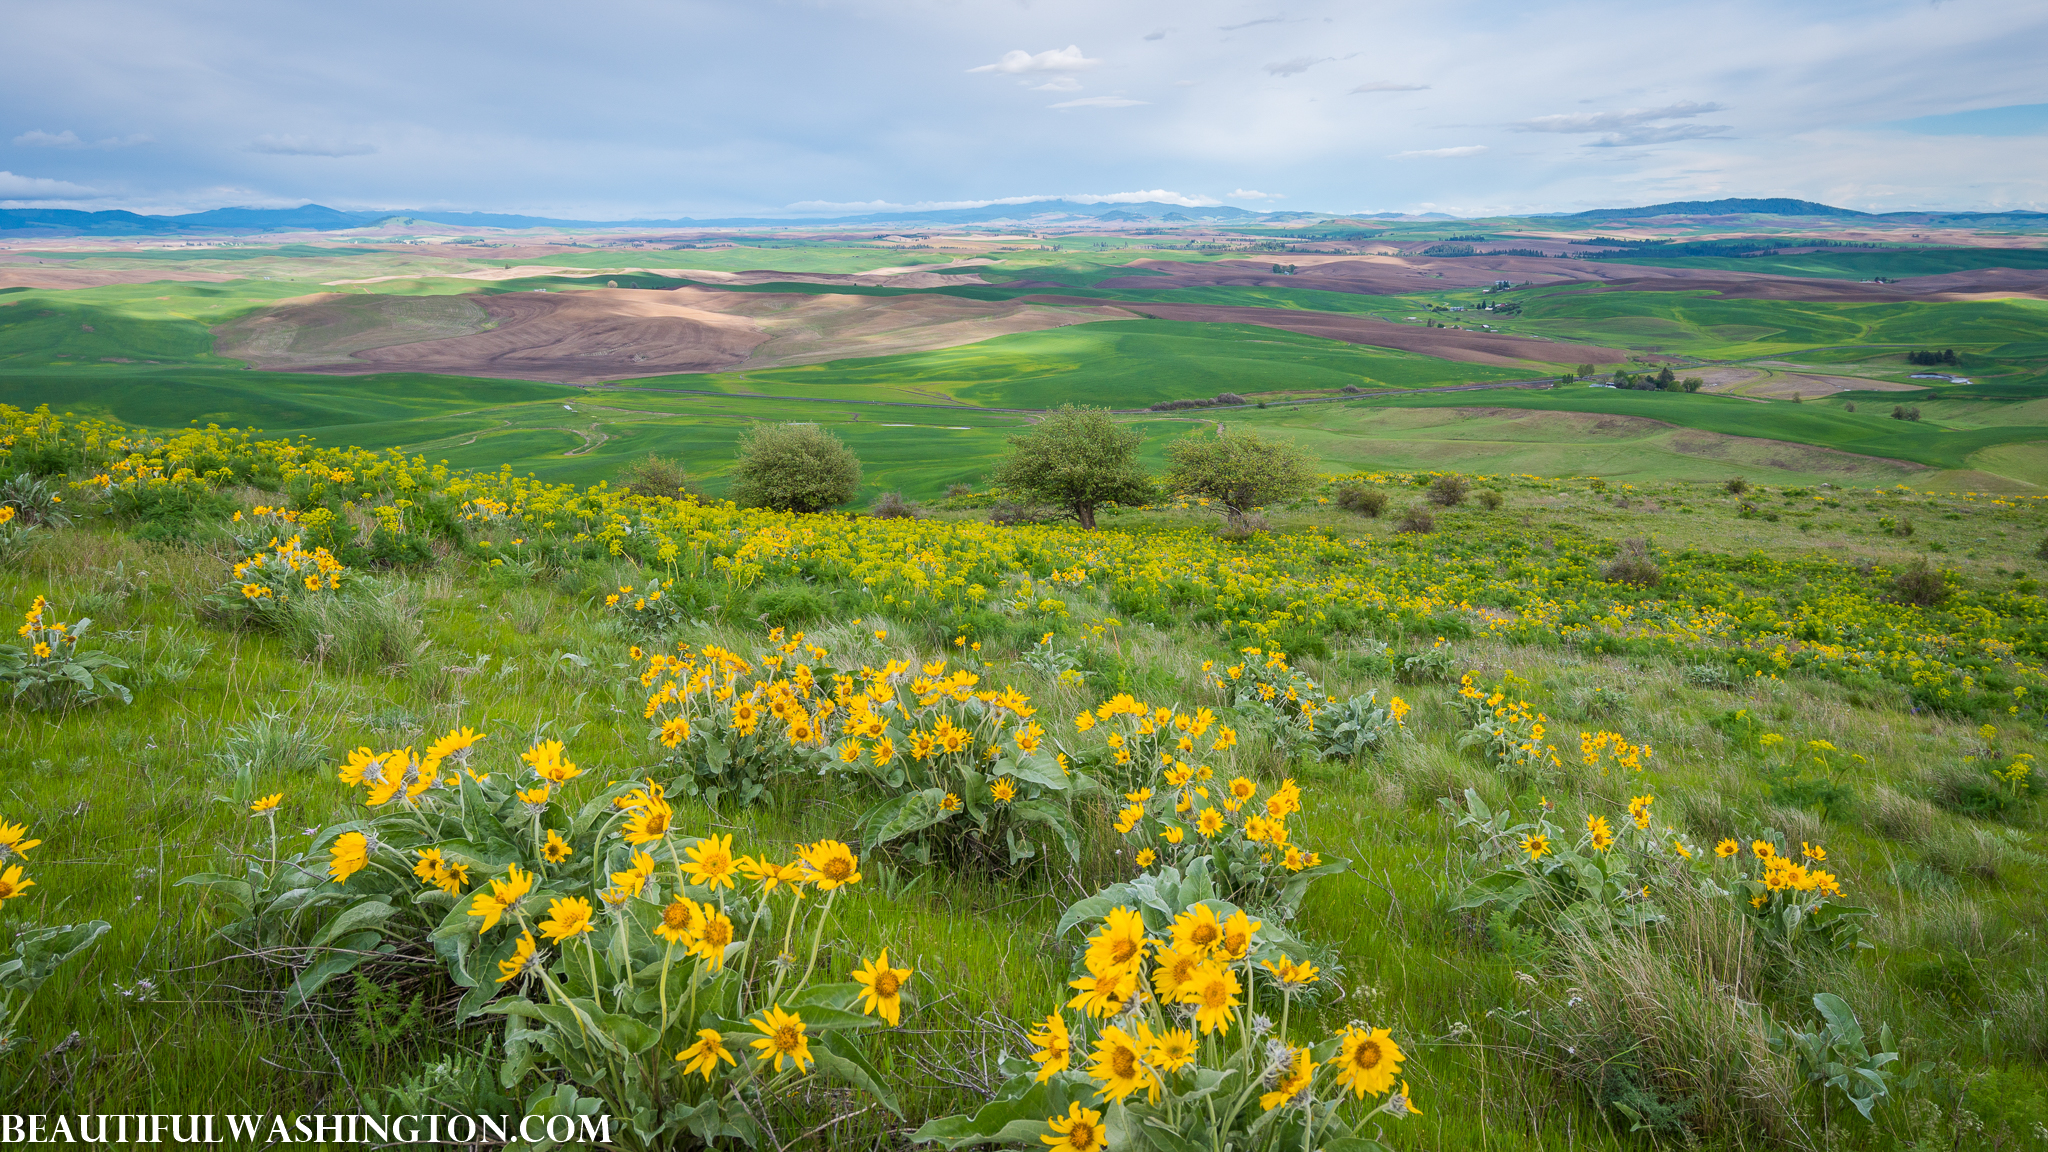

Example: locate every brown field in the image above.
[214,286,1135,382]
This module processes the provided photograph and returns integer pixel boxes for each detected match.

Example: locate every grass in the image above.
[4,477,2047,1148]
[1593,247,2048,280]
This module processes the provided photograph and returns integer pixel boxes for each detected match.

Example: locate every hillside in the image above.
[1,404,2046,1149]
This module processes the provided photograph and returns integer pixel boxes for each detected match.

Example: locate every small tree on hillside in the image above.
[727,423,862,513]
[991,405,1153,529]
[1165,429,1316,534]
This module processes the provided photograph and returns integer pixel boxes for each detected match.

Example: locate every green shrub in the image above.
[1601,538,1662,587]
[1394,505,1435,534]
[727,423,862,512]
[1426,473,1470,506]
[1334,482,1387,517]
[615,453,694,500]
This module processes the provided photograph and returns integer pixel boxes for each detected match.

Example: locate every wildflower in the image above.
[469,865,535,932]
[541,829,574,863]
[249,793,283,815]
[941,792,963,813]
[1260,955,1319,988]
[610,851,657,900]
[748,1005,814,1073]
[660,716,692,748]
[1521,833,1550,860]
[1029,1012,1073,1081]
[693,908,736,970]
[798,839,861,889]
[1172,904,1224,954]
[655,897,704,945]
[991,777,1018,804]
[852,948,913,1025]
[1258,1045,1316,1111]
[677,1029,736,1081]
[328,832,369,884]
[1135,848,1157,868]
[1627,794,1654,831]
[1087,1023,1161,1104]
[1587,815,1615,852]
[0,819,41,860]
[1041,1102,1106,1152]
[424,726,484,769]
[495,930,542,984]
[683,832,738,889]
[1335,1025,1404,1098]
[524,740,582,784]
[538,897,596,942]
[1181,963,1241,1035]
[515,785,551,816]
[1388,1080,1423,1116]
[623,796,674,845]
[1672,839,1693,860]
[1752,839,1775,860]
[1219,910,1260,961]
[335,747,384,787]
[1715,838,1739,858]
[1801,842,1827,861]
[0,864,34,907]
[1113,804,1144,834]
[1149,1026,1197,1073]
[1084,907,1150,976]
[1066,968,1139,1019]
[1196,807,1225,838]
[1159,825,1185,845]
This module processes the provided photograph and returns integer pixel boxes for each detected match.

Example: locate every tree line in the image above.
[637,407,1315,534]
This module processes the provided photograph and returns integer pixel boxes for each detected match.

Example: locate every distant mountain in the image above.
[1555,198,1864,220]
[0,198,1275,238]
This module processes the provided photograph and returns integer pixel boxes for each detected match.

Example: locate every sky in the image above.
[4,0,2046,220]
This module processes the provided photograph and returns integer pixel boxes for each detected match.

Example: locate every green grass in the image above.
[1595,246,2048,280]
[631,320,1540,410]
[5,480,2048,1147]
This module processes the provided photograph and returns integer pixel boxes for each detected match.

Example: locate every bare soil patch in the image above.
[217,286,1135,382]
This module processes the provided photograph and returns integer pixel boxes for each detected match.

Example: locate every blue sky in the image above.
[4,0,2045,219]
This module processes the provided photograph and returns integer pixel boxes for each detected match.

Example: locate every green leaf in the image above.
[815,1030,902,1117]
[311,898,400,949]
[283,930,385,1010]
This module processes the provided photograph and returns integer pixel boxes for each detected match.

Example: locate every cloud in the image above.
[1220,17,1288,31]
[1264,57,1332,77]
[1508,101,1731,146]
[1886,101,2048,136]
[246,134,377,157]
[784,190,1223,213]
[1049,96,1148,109]
[967,45,1099,74]
[14,128,154,149]
[1350,81,1429,93]
[1144,29,1171,41]
[0,171,101,198]
[1392,145,1488,159]
[1227,189,1284,200]
[1031,76,1083,92]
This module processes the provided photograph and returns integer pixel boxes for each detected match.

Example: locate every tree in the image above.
[727,423,862,513]
[990,405,1152,529]
[1164,429,1316,533]
[616,454,694,501]
[1576,363,1595,379]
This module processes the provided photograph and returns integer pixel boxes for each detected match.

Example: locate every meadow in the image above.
[3,404,2047,1150]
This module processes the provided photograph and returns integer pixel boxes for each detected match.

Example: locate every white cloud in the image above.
[1350,81,1429,93]
[1144,29,1170,41]
[1264,57,1332,77]
[246,134,377,157]
[784,190,1222,213]
[1510,102,1731,146]
[1392,145,1488,159]
[1049,96,1148,109]
[0,171,102,198]
[968,45,1099,74]
[14,128,154,149]
[1227,189,1284,200]
[1032,76,1084,92]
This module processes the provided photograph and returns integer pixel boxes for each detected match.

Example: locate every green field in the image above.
[1596,246,2048,280]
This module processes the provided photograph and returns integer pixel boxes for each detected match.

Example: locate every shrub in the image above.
[987,501,1050,526]
[1425,473,1470,506]
[0,474,73,528]
[1165,430,1316,533]
[1334,483,1387,517]
[1724,477,1749,495]
[1317,691,1412,761]
[944,483,973,498]
[991,405,1150,529]
[868,490,923,519]
[1477,489,1505,510]
[1394,505,1435,534]
[615,453,694,501]
[727,423,862,513]
[1601,539,1662,587]
[1892,559,1947,606]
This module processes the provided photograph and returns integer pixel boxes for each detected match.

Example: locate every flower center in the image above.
[664,904,691,930]
[705,920,733,948]
[1202,981,1228,1009]
[1110,939,1137,964]
[1192,924,1219,947]
[647,811,670,835]
[874,971,901,997]
[1355,1040,1382,1070]
[823,858,851,881]
[774,1025,800,1052]
[1110,1047,1137,1078]
[1066,1123,1095,1150]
